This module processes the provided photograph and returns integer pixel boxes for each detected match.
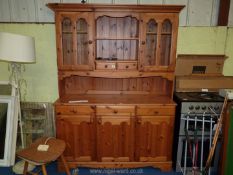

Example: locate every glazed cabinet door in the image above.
[139,13,178,72]
[135,115,174,162]
[56,114,96,161]
[96,115,134,162]
[56,12,94,70]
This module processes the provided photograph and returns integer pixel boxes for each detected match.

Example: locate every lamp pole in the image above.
[10,63,25,149]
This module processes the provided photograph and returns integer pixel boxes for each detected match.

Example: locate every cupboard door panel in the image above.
[56,115,95,161]
[97,115,134,162]
[57,12,94,70]
[140,13,178,71]
[135,115,174,161]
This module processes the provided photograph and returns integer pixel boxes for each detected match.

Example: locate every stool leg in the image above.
[41,165,48,175]
[60,154,71,175]
[23,161,28,175]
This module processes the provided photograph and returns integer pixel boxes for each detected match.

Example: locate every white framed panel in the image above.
[0,96,16,166]
[114,0,137,4]
[210,0,220,26]
[88,0,113,3]
[61,0,84,2]
[0,0,11,22]
[188,0,213,26]
[164,0,188,26]
[9,0,36,22]
[35,0,59,23]
[139,0,163,4]
[228,0,233,26]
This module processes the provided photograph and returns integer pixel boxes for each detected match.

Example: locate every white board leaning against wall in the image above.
[0,81,18,166]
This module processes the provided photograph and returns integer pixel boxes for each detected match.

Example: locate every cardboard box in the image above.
[175,54,227,76]
[176,76,233,92]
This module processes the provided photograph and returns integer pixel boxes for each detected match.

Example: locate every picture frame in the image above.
[0,95,17,166]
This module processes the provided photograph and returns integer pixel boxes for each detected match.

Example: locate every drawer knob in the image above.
[125,65,129,69]
[154,111,159,115]
[88,40,93,44]
[159,136,164,140]
[141,41,145,45]
[70,109,77,114]
[113,110,118,114]
[105,65,108,68]
[89,116,94,123]
[137,117,142,124]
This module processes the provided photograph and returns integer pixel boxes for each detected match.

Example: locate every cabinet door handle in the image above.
[70,109,77,114]
[141,41,145,45]
[89,116,94,123]
[159,135,164,140]
[98,118,102,124]
[88,40,93,44]
[137,117,142,124]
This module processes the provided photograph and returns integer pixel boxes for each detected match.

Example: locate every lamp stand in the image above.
[9,62,25,149]
[10,63,36,174]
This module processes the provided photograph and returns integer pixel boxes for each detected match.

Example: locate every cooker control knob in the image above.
[189,105,194,110]
[201,106,207,110]
[214,106,219,110]
[209,105,213,110]
[195,105,200,110]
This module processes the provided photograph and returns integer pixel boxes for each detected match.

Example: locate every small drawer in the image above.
[136,105,175,116]
[117,62,137,70]
[96,62,116,70]
[56,105,94,115]
[96,106,135,115]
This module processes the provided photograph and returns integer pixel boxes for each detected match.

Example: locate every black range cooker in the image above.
[173,92,224,175]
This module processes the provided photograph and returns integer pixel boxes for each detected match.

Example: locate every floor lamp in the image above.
[0,32,36,151]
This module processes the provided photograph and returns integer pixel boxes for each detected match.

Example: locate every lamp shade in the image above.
[0,32,36,63]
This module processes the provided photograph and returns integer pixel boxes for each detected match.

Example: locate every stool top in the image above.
[17,137,66,164]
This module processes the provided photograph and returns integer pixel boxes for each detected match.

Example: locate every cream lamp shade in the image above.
[0,32,36,63]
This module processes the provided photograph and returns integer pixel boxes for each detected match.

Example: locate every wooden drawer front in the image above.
[56,105,94,115]
[96,106,135,115]
[117,62,137,70]
[96,62,116,70]
[136,105,175,116]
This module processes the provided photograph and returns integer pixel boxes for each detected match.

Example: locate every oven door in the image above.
[176,135,221,174]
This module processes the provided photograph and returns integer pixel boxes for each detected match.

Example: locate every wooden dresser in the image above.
[48,3,184,171]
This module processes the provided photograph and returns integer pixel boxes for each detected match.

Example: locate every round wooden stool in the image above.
[16,137,71,175]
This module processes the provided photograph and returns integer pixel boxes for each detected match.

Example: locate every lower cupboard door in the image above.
[56,115,95,161]
[96,115,134,162]
[135,115,174,162]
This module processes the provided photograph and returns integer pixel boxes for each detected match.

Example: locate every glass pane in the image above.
[0,103,8,159]
[145,19,157,66]
[77,18,88,65]
[62,17,73,65]
[160,19,172,66]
